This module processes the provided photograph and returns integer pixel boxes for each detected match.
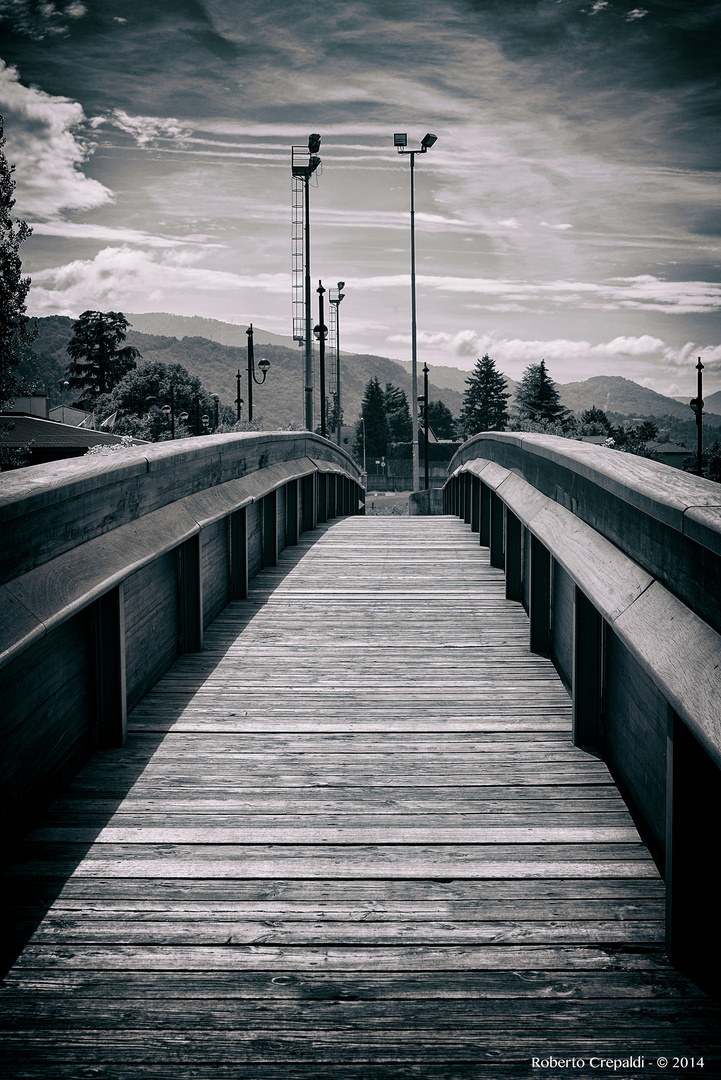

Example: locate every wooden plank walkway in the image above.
[2,516,719,1078]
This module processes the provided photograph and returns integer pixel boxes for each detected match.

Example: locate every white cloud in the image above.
[540,221,573,230]
[91,109,189,146]
[0,62,112,217]
[27,246,290,316]
[27,221,222,248]
[589,2,609,14]
[358,273,721,315]
[498,218,520,229]
[625,8,648,20]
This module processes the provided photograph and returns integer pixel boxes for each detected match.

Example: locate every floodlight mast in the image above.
[393,132,437,493]
[291,134,322,430]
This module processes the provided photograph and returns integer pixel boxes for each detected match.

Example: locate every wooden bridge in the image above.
[1,431,720,1077]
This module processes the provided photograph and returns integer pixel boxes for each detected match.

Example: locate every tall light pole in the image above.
[329,281,345,446]
[394,131,437,493]
[292,134,322,431]
[314,281,328,438]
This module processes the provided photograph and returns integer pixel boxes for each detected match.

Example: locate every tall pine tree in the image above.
[65,311,141,408]
[515,359,568,426]
[459,354,509,437]
[354,375,389,463]
[384,383,412,443]
[0,116,37,410]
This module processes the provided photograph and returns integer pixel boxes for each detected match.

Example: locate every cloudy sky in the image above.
[1,0,720,394]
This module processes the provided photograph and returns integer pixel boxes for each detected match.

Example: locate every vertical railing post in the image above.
[470,476,480,532]
[263,490,278,567]
[529,535,551,655]
[92,584,127,748]
[286,481,299,546]
[479,482,490,548]
[504,508,522,602]
[231,507,248,598]
[179,533,203,653]
[489,491,504,569]
[572,586,603,749]
[317,473,328,523]
[302,473,316,532]
[666,711,721,994]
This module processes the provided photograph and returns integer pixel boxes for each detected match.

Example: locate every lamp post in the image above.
[246,323,270,423]
[314,281,328,438]
[292,133,322,431]
[690,357,704,477]
[235,370,243,421]
[393,131,437,493]
[162,384,176,439]
[212,394,219,431]
[419,362,430,491]
[329,281,345,445]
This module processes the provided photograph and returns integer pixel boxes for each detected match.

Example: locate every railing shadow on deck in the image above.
[1,526,335,979]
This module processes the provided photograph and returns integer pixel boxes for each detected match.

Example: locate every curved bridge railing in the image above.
[0,432,364,841]
[444,431,721,991]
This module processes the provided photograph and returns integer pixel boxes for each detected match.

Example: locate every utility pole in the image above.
[690,357,704,477]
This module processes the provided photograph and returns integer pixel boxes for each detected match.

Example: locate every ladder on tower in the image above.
[327,296,338,433]
[291,177,305,345]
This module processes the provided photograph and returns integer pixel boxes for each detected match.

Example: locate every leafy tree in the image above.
[515,359,569,427]
[606,424,658,460]
[384,383,412,443]
[354,376,388,463]
[637,419,659,442]
[580,407,613,435]
[459,354,510,437]
[65,311,141,408]
[682,440,721,483]
[427,399,457,439]
[0,116,37,410]
[94,359,220,441]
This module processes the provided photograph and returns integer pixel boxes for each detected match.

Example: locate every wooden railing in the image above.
[0,432,364,842]
[444,431,721,992]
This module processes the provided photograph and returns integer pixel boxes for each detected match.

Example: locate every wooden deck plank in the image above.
[2,515,719,1075]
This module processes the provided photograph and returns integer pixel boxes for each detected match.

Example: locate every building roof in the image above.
[0,415,146,449]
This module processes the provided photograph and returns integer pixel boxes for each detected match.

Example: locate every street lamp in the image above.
[292,133,322,431]
[393,131,437,493]
[418,362,430,490]
[235,370,243,421]
[162,384,176,439]
[690,357,704,477]
[314,281,329,438]
[246,323,270,423]
[329,281,346,445]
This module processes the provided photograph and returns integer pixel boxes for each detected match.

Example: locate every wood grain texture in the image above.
[2,517,719,1075]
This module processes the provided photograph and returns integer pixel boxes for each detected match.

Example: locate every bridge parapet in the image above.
[0,433,364,841]
[444,433,721,993]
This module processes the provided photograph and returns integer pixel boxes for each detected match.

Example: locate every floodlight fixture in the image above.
[421,132,437,150]
[394,132,407,147]
[308,133,321,154]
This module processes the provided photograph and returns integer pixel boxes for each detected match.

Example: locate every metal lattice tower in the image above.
[327,295,338,402]
[291,176,305,344]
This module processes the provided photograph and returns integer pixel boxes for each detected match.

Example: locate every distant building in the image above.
[0,413,147,469]
[645,441,691,470]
